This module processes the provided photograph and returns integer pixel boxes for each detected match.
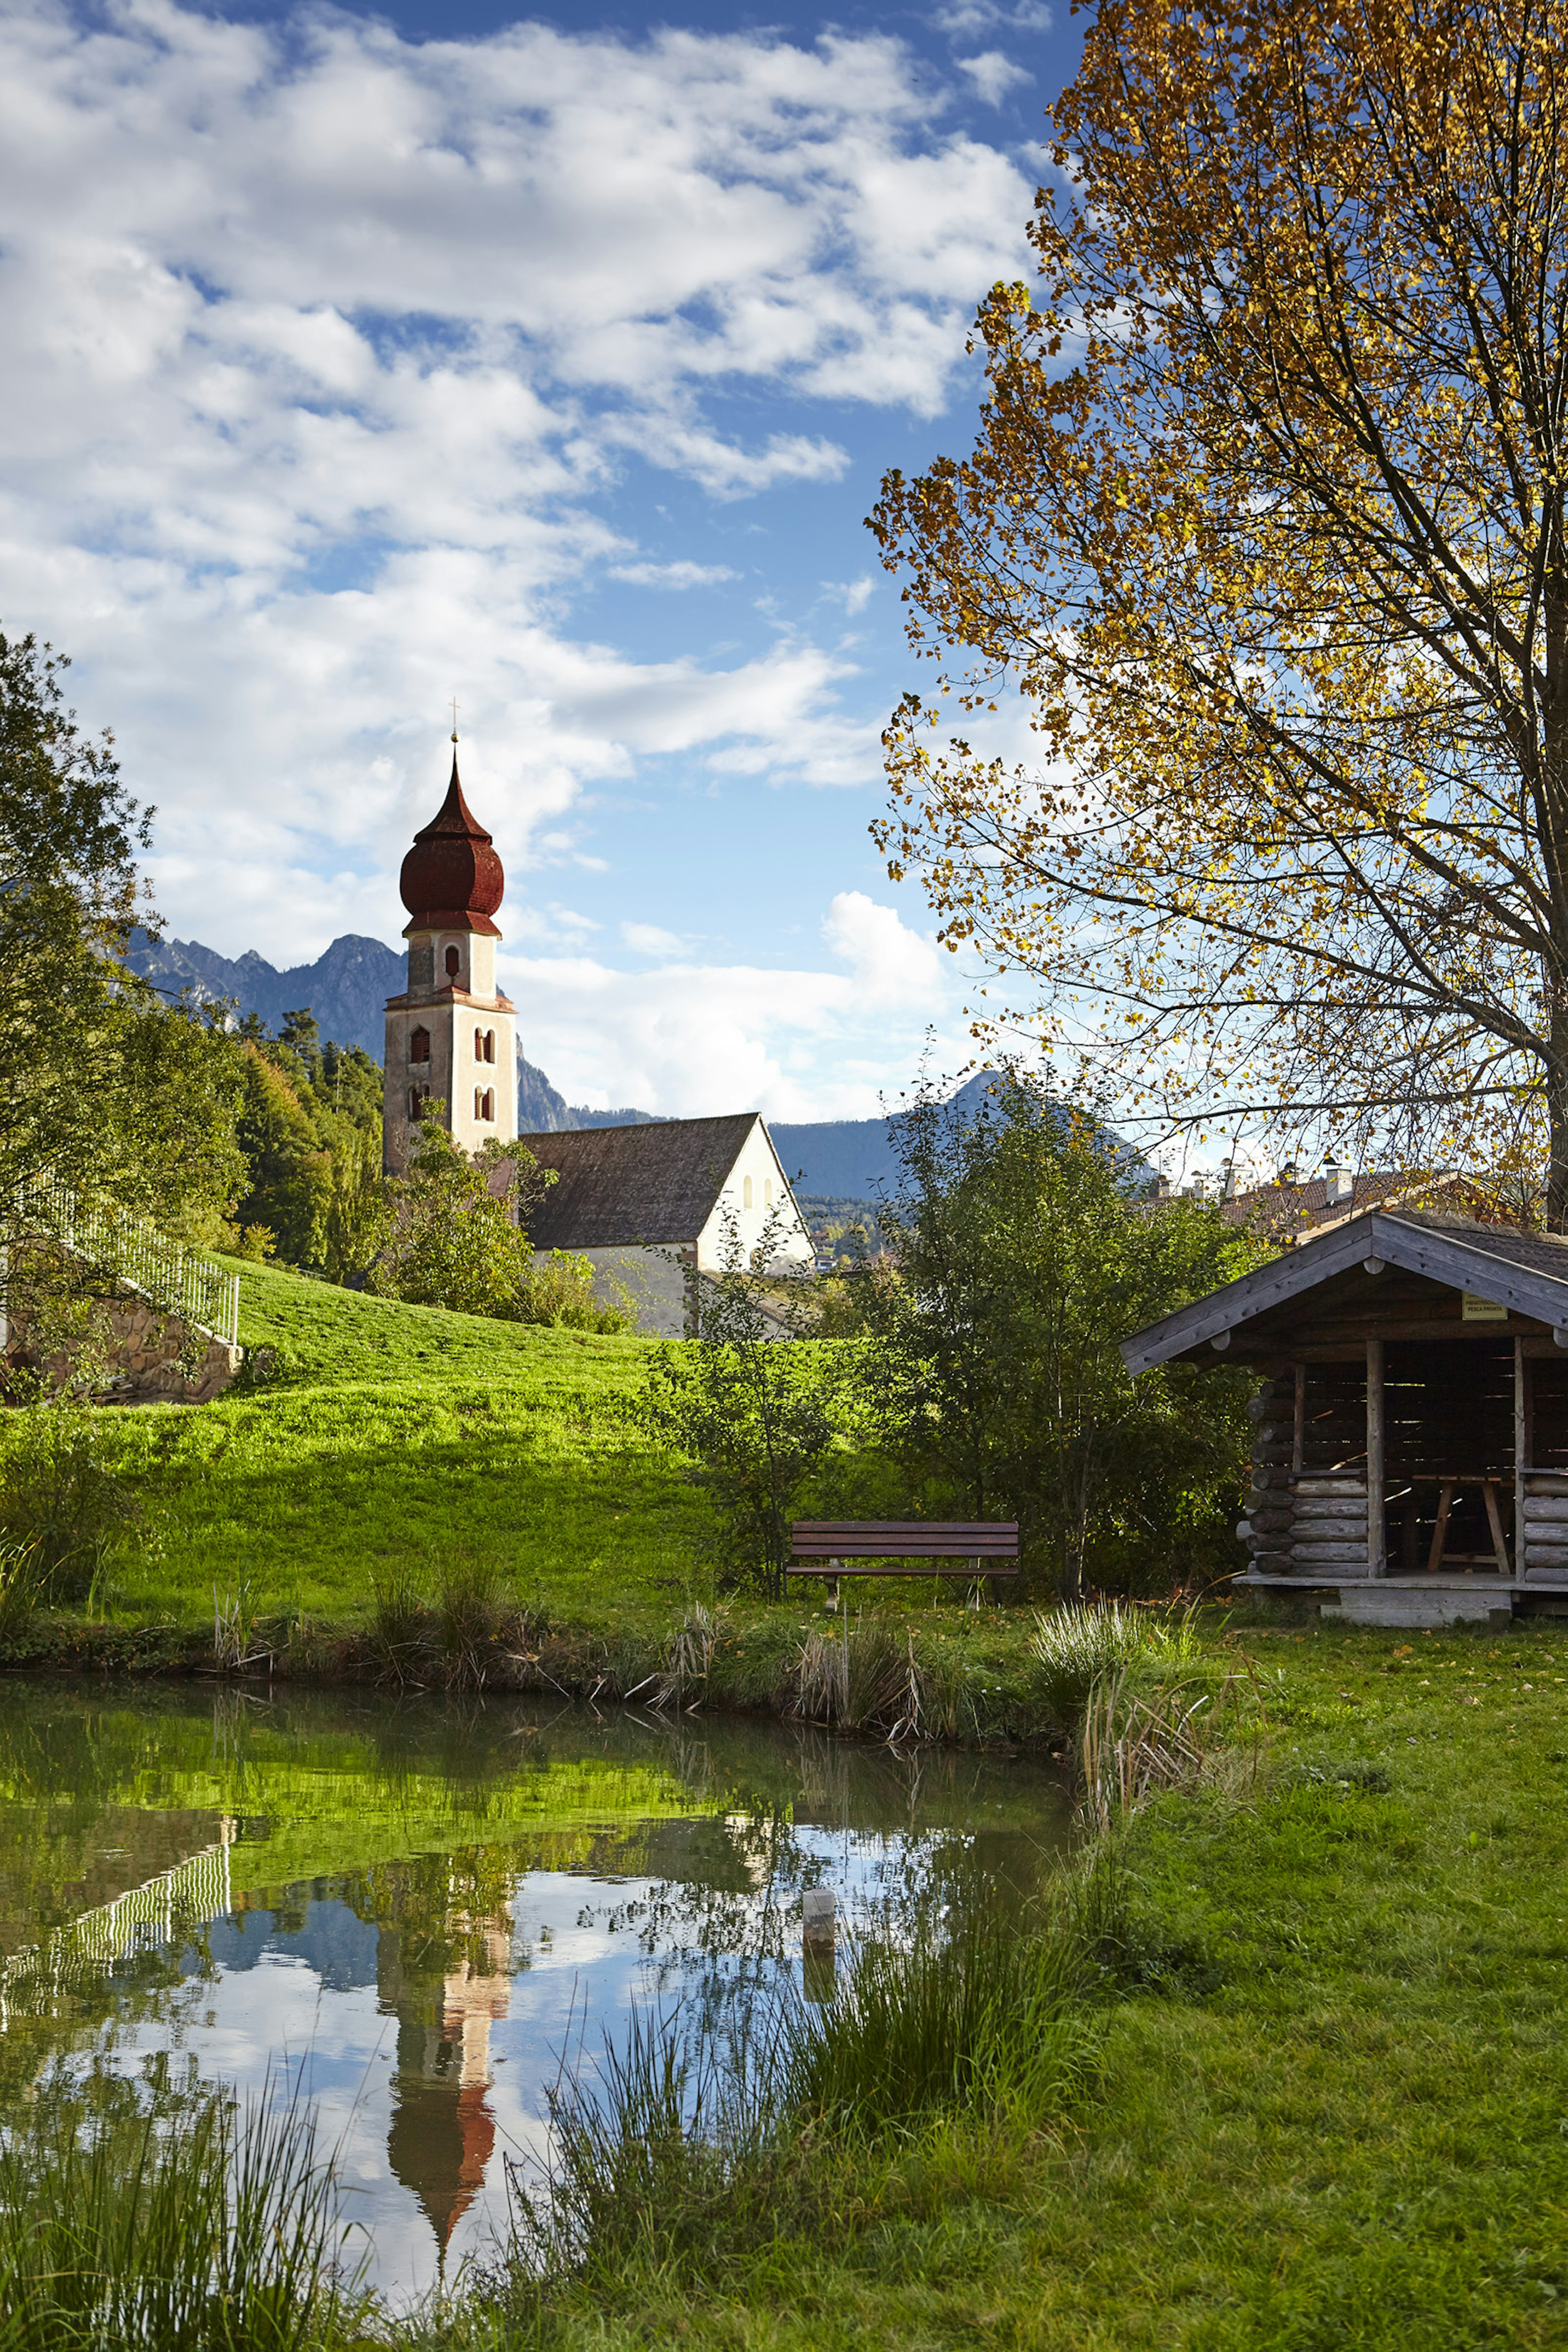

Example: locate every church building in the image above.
[384,743,813,1330]
[383,735,517,1173]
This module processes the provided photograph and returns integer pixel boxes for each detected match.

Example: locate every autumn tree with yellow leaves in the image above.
[873,0,1568,1219]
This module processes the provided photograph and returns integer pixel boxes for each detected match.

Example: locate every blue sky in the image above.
[0,0,1084,1115]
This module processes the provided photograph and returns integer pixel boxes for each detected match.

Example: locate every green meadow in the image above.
[100,1254,703,1631]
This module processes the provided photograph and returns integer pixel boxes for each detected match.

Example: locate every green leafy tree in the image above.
[233,1049,333,1267]
[871,1079,1262,1597]
[372,1113,548,1316]
[322,1123,390,1289]
[0,629,247,1381]
[635,1210,842,1599]
[0,630,244,1237]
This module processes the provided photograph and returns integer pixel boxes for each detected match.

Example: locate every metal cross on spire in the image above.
[450,696,459,742]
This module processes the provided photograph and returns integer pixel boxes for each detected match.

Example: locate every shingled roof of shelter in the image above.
[1121,1207,1568,1372]
[502,1114,765,1249]
[1392,1210,1568,1282]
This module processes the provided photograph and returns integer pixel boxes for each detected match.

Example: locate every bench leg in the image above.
[824,1560,842,1613]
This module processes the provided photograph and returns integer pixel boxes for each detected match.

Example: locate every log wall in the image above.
[1237,1370,1370,1577]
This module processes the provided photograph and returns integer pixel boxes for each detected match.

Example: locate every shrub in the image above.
[517,1250,636,1332]
[0,1405,139,1606]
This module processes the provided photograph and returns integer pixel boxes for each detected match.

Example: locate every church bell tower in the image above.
[384,737,518,1174]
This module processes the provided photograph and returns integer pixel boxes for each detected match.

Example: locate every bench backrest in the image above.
[790,1520,1018,1558]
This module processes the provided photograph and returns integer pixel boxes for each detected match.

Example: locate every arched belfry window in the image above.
[743,1176,753,1209]
[445,945,461,979]
[483,1030,496,1064]
[409,1087,428,1122]
[473,1025,483,1060]
[409,1027,430,1065]
[474,1087,495,1123]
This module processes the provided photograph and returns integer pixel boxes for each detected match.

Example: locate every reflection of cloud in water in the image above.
[0,1693,1068,2304]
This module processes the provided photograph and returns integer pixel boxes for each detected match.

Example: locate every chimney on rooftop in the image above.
[1324,1154,1353,1206]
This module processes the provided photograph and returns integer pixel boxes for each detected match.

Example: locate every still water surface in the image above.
[0,1682,1068,2295]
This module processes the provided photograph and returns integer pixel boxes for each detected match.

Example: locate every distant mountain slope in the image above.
[125,930,662,1133]
[773,1073,1152,1195]
[124,936,1140,1177]
[126,929,406,1059]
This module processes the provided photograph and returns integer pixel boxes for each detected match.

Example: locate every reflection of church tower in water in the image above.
[379,1898,514,2261]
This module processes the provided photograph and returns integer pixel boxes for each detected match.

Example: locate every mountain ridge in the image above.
[123,932,1140,1189]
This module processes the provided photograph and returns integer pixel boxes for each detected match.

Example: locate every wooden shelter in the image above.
[1120,1209,1568,1625]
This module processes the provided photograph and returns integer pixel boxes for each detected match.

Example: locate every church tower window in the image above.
[743,1176,753,1209]
[474,1087,495,1123]
[445,945,461,979]
[410,1027,430,1065]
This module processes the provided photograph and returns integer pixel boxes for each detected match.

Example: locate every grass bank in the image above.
[0,1255,1093,1733]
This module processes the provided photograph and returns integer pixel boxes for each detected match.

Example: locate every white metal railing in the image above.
[20,1178,240,1348]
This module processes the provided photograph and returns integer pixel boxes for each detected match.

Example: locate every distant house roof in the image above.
[1122,1208,1568,1372]
[1220,1169,1497,1241]
[502,1114,768,1249]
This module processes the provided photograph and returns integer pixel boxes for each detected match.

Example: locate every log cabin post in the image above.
[1292,1362,1305,1475]
[1515,1336,1527,1579]
[1366,1339,1385,1577]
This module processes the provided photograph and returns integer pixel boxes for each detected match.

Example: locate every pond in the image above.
[0,1681,1069,2296]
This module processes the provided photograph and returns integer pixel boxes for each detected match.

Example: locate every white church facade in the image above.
[384,743,813,1332]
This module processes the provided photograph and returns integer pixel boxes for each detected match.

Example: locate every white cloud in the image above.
[494,892,966,1118]
[0,1,1036,976]
[608,561,739,590]
[956,52,1034,106]
[824,575,877,615]
[935,2,1052,33]
[822,891,946,1010]
[621,920,687,954]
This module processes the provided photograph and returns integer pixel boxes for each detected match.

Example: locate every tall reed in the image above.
[786,1905,1095,2134]
[0,2074,365,2351]
[505,1905,1095,2295]
[1030,1600,1199,1725]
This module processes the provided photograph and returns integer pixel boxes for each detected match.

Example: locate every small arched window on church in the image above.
[409,1087,425,1121]
[409,1027,430,1065]
[743,1176,753,1209]
[445,945,461,979]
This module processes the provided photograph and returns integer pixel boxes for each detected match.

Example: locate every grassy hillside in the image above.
[98,1257,704,1630]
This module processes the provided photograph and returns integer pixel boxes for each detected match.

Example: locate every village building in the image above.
[499,1114,814,1336]
[1122,1207,1568,1626]
[384,746,813,1325]
[1218,1164,1503,1245]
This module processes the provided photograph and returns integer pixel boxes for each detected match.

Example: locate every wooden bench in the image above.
[788,1521,1019,1601]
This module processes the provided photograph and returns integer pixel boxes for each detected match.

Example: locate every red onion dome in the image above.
[399,750,504,936]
